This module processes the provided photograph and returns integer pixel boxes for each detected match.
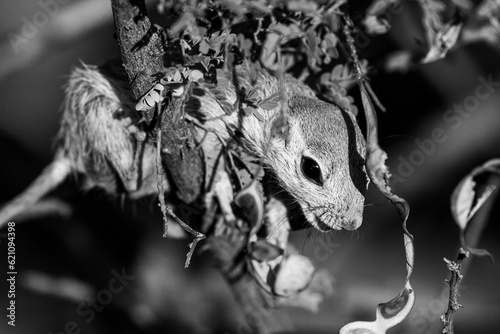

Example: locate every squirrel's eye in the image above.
[301,156,323,186]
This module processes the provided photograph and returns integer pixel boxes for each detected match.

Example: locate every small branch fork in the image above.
[155,126,205,268]
[441,248,469,333]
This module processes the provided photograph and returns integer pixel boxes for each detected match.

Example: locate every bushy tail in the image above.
[0,155,71,229]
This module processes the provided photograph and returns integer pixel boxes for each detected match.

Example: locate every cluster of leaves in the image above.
[365,0,500,66]
[319,61,369,116]
[151,0,366,114]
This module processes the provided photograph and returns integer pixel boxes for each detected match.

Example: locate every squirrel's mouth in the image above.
[313,214,341,232]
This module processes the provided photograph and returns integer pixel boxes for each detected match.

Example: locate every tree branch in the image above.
[110,0,163,99]
[441,249,468,334]
[110,0,203,203]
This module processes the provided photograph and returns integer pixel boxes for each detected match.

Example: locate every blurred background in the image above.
[0,0,499,333]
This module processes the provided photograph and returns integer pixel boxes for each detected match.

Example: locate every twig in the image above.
[155,126,169,236]
[440,174,500,332]
[441,249,468,333]
[156,125,206,268]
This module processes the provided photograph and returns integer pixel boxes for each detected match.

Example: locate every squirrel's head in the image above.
[265,96,368,231]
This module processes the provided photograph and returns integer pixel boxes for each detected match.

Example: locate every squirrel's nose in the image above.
[342,219,362,231]
[342,206,364,231]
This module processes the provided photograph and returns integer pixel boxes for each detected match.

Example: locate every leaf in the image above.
[173,70,182,82]
[233,180,264,235]
[199,40,210,54]
[418,0,446,58]
[243,107,254,116]
[287,0,318,14]
[258,91,281,110]
[450,0,472,11]
[260,31,280,70]
[363,15,391,34]
[366,0,401,16]
[191,87,205,96]
[340,282,415,334]
[305,29,320,69]
[246,87,260,101]
[145,94,155,107]
[188,69,204,82]
[273,254,315,297]
[331,63,343,79]
[253,109,265,122]
[210,88,224,96]
[384,50,413,73]
[153,83,164,91]
[148,89,160,102]
[477,0,500,19]
[360,80,413,277]
[249,240,284,262]
[202,82,216,89]
[259,101,279,110]
[421,20,463,64]
[135,99,144,111]
[449,159,499,261]
[219,100,233,115]
[217,77,231,88]
[213,171,236,224]
[449,159,500,261]
[450,159,500,231]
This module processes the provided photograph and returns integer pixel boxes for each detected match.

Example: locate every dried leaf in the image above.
[249,240,284,262]
[273,254,315,297]
[477,0,500,19]
[359,80,413,279]
[450,0,472,11]
[135,99,144,111]
[199,40,210,54]
[450,159,499,260]
[366,0,401,16]
[188,69,204,81]
[363,0,401,35]
[149,89,160,102]
[384,50,413,73]
[363,15,391,34]
[233,180,264,234]
[421,21,463,64]
[173,70,182,82]
[145,94,155,107]
[153,83,164,91]
[450,159,500,231]
[340,282,415,334]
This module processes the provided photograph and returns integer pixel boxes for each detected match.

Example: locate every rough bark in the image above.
[110,0,203,203]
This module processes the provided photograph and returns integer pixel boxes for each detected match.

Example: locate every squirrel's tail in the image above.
[0,154,72,229]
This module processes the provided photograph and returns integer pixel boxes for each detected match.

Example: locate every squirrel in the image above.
[0,61,368,232]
